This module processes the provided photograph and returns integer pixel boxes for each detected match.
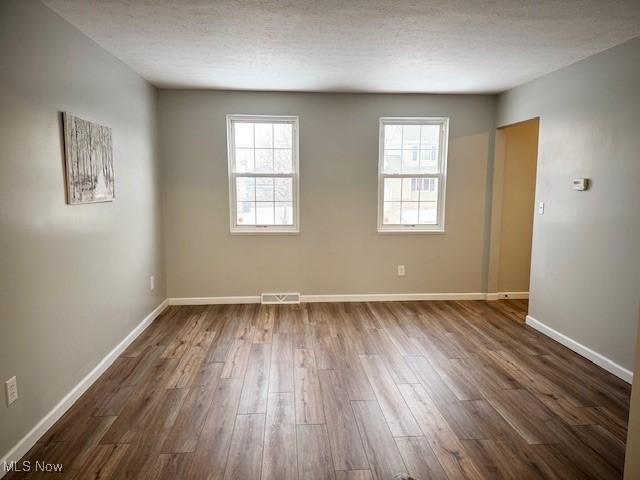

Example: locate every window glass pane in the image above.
[401,202,419,224]
[384,125,402,148]
[256,202,275,225]
[402,178,420,201]
[419,202,438,224]
[275,177,293,201]
[274,149,292,173]
[383,178,401,202]
[235,148,254,172]
[383,150,401,173]
[236,177,255,201]
[255,149,274,172]
[381,122,443,175]
[419,148,438,173]
[381,177,439,226]
[234,123,254,148]
[383,201,401,224]
[256,177,274,201]
[419,177,439,202]
[255,123,273,148]
[401,149,420,174]
[274,123,292,148]
[275,202,293,225]
[420,124,440,146]
[402,125,421,149]
[237,202,255,225]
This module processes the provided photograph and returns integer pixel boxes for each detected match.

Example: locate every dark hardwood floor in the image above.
[6,300,630,479]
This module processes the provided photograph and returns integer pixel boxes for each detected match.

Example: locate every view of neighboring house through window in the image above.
[227,115,299,233]
[378,117,449,232]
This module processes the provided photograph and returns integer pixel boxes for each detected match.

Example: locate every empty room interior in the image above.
[2,1,640,479]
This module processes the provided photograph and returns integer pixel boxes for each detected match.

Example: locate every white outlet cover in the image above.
[5,376,18,406]
[397,265,406,276]
[150,275,155,291]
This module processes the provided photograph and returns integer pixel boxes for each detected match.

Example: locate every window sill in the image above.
[377,227,445,234]
[230,228,300,235]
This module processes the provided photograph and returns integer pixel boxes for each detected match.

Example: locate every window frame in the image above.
[226,114,300,235]
[377,116,449,233]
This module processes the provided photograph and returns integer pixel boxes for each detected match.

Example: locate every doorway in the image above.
[488,118,539,304]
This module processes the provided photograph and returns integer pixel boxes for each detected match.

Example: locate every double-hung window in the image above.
[227,115,299,234]
[378,117,449,232]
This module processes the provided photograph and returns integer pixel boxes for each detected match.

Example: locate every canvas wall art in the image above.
[63,112,114,204]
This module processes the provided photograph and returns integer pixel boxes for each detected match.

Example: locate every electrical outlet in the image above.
[5,376,18,406]
[397,265,406,277]
[149,275,155,291]
[538,201,545,215]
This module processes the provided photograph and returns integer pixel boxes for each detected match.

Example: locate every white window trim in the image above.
[226,114,300,235]
[377,116,449,233]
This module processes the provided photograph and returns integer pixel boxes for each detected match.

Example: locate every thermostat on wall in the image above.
[572,178,589,191]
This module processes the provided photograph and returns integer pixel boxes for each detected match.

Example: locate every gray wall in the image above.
[159,91,496,298]
[0,0,165,458]
[497,37,640,371]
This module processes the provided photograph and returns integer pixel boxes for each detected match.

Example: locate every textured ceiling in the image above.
[43,0,640,93]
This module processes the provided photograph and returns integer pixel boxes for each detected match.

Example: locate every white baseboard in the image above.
[0,299,169,477]
[526,315,633,384]
[301,292,487,302]
[169,292,488,306]
[485,291,529,300]
[169,296,261,305]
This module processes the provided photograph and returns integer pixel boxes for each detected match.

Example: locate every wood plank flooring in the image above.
[6,300,631,480]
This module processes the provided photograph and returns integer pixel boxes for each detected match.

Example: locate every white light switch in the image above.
[150,275,155,291]
[5,376,18,406]
[538,201,545,215]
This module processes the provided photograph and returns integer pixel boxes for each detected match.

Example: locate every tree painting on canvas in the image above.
[63,112,114,204]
